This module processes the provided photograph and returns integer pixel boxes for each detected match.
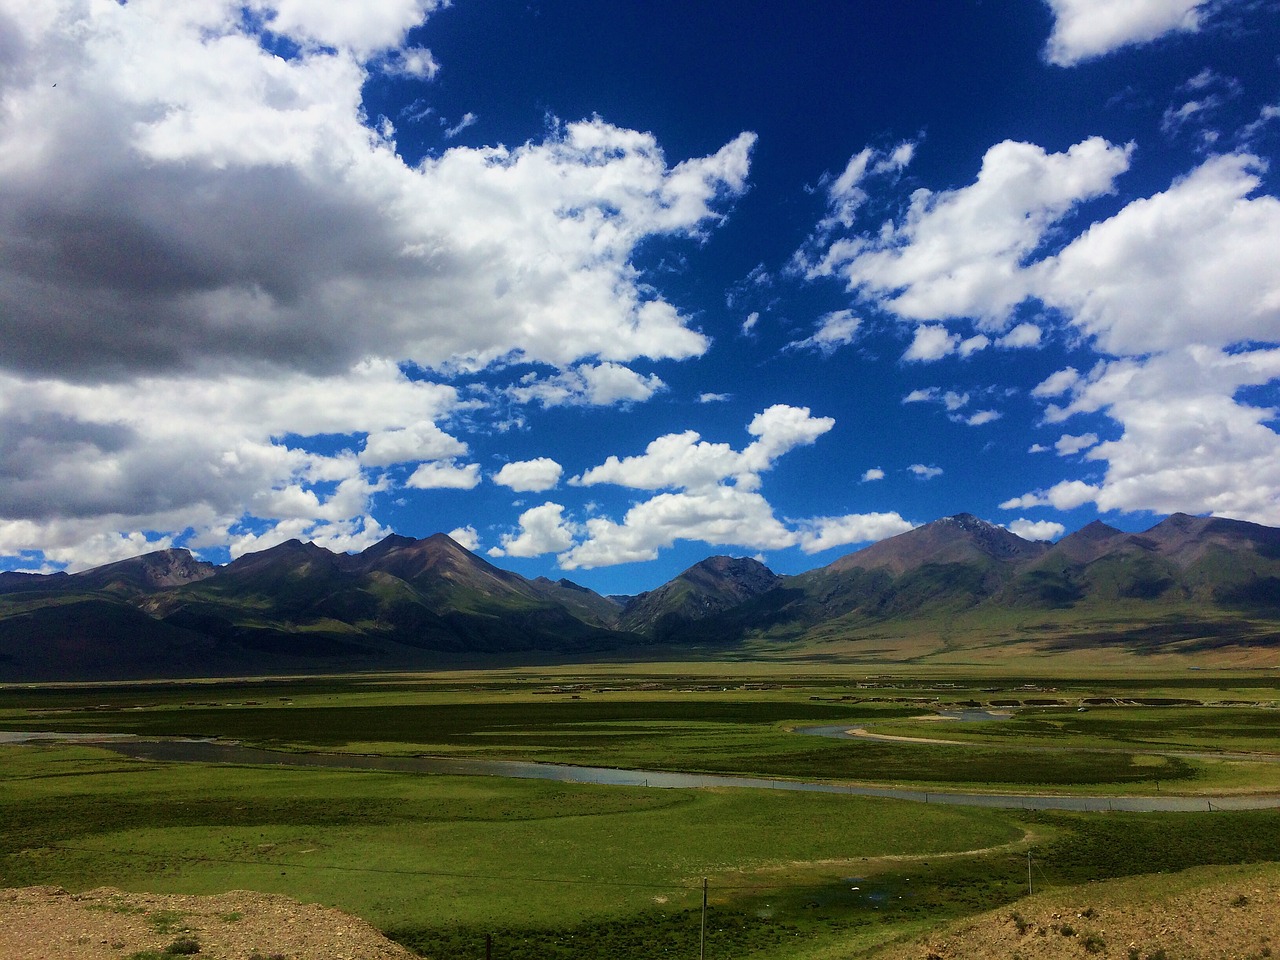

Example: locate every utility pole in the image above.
[1027,850,1032,896]
[700,878,708,960]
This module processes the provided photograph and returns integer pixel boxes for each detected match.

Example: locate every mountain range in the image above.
[2,512,1279,680]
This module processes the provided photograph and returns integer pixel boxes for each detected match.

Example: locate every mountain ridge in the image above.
[3,513,1279,679]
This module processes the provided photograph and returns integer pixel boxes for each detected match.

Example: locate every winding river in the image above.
[5,729,1278,812]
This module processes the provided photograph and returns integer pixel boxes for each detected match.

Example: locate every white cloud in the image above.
[573,405,834,493]
[226,514,391,561]
[491,502,577,558]
[557,406,840,568]
[741,311,760,335]
[787,310,861,355]
[820,142,917,230]
[794,512,915,554]
[861,467,885,482]
[903,326,959,362]
[903,388,997,424]
[559,487,796,569]
[0,360,458,562]
[1007,518,1066,541]
[1043,0,1209,66]
[361,421,468,466]
[443,111,478,138]
[385,46,441,80]
[909,464,943,479]
[1055,432,1099,456]
[958,334,991,357]
[997,323,1042,349]
[965,410,1002,426]
[406,461,482,490]
[494,458,563,492]
[1000,480,1100,511]
[813,138,1132,328]
[812,135,1280,527]
[1034,154,1280,356]
[263,0,447,57]
[508,363,666,407]
[698,392,730,403]
[0,1,760,566]
[448,525,480,551]
[573,431,744,492]
[1025,347,1280,523]
[1033,367,1082,398]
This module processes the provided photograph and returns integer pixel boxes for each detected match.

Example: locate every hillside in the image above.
[876,862,1280,960]
[2,513,1279,679]
[618,555,781,641]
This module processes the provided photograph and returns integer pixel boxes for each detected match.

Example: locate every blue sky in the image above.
[1,0,1279,595]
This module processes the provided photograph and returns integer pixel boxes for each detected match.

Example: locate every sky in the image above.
[1,0,1279,596]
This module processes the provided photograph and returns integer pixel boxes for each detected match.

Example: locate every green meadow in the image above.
[3,670,1280,957]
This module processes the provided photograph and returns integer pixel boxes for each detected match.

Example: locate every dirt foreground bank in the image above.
[0,885,414,960]
[877,862,1280,960]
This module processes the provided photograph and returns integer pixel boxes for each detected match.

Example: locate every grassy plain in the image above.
[3,668,1280,958]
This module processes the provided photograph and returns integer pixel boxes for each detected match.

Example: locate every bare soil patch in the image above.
[876,863,1280,960]
[0,885,414,960]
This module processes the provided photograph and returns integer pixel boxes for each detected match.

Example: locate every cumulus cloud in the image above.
[494,458,564,492]
[448,525,480,551]
[964,410,1002,426]
[997,323,1043,349]
[902,388,996,424]
[1007,518,1066,541]
[811,132,1280,526]
[1043,0,1210,66]
[507,363,667,407]
[361,421,469,467]
[1033,154,1280,356]
[793,512,916,554]
[861,467,886,482]
[0,1,756,566]
[0,360,459,564]
[1033,368,1082,398]
[406,461,482,490]
[443,111,478,138]
[787,310,861,355]
[812,138,1132,329]
[698,392,730,403]
[490,502,577,558]
[1000,479,1100,511]
[820,142,916,229]
[903,326,960,362]
[572,405,835,493]
[557,406,840,568]
[909,464,943,479]
[1055,433,1099,456]
[1014,348,1280,522]
[559,487,797,569]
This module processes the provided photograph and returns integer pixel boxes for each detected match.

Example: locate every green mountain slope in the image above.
[3,513,1279,679]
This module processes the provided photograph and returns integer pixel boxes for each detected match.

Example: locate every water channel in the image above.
[5,729,1278,812]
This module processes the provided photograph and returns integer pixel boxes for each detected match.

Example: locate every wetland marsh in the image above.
[3,670,1279,958]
